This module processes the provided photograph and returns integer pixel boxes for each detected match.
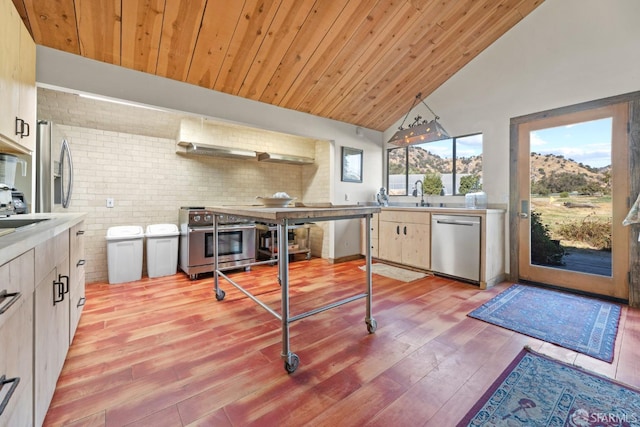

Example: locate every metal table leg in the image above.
[365,214,377,333]
[279,218,299,373]
[213,216,225,301]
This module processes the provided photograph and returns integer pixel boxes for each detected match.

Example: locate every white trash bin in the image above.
[106,225,144,284]
[145,223,179,278]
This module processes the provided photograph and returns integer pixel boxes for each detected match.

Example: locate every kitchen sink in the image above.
[0,218,51,229]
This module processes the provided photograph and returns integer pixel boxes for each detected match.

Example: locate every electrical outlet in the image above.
[106,198,115,208]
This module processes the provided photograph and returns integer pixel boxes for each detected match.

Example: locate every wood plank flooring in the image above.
[44,258,640,426]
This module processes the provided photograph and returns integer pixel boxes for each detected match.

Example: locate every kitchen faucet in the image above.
[412,180,427,206]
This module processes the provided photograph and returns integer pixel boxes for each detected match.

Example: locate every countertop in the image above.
[0,212,87,266]
[206,205,381,223]
[380,205,505,215]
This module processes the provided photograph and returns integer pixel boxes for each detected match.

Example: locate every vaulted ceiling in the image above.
[12,0,543,131]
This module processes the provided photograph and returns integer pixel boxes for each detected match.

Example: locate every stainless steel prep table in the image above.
[207,205,381,373]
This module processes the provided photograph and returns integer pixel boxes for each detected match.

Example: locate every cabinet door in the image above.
[34,265,70,427]
[402,223,431,269]
[378,221,403,264]
[16,22,36,152]
[0,251,34,427]
[34,230,70,427]
[0,0,21,145]
[69,222,86,343]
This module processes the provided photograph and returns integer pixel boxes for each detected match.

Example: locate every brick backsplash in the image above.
[42,88,330,283]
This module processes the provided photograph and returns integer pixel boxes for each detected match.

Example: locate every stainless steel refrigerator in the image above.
[35,120,73,212]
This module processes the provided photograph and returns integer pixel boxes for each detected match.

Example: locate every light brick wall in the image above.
[41,88,331,283]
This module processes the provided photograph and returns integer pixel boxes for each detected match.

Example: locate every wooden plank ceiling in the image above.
[12,0,543,131]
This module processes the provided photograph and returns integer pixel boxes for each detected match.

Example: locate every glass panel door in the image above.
[517,103,629,300]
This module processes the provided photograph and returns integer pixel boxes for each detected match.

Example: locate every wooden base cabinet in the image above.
[34,231,70,427]
[377,210,430,269]
[0,250,34,427]
[69,222,86,342]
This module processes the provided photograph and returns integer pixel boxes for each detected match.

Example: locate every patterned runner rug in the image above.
[468,284,621,362]
[457,347,640,426]
[358,263,428,282]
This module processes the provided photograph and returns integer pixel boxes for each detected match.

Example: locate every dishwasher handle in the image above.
[434,219,478,226]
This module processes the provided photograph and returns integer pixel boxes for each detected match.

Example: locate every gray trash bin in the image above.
[106,225,144,284]
[145,223,179,278]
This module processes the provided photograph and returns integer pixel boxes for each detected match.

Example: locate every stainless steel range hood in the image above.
[257,152,314,165]
[179,142,256,159]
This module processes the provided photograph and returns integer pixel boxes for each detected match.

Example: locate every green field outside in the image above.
[531,194,612,250]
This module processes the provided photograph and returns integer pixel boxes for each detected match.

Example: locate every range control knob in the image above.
[204,214,212,222]
[193,215,201,223]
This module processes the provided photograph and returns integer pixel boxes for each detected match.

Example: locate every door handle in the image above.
[396,225,400,235]
[53,280,64,305]
[519,200,529,219]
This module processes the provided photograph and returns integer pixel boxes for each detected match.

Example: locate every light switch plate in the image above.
[106,198,114,208]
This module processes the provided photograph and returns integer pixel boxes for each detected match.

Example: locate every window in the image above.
[387,133,483,196]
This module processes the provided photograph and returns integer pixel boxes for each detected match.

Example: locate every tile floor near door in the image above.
[44,259,640,426]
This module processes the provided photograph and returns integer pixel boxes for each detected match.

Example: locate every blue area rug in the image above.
[457,348,640,426]
[468,284,621,362]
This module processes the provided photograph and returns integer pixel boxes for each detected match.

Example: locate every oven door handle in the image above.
[218,224,257,231]
[188,227,214,233]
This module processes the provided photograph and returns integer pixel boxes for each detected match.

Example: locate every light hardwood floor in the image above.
[44,258,640,426]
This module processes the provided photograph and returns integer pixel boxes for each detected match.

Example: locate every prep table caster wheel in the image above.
[215,289,226,301]
[284,354,300,374]
[366,318,377,334]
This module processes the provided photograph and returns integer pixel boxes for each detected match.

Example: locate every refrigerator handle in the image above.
[60,139,73,208]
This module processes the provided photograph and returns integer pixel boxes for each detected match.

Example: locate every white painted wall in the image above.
[384,0,640,272]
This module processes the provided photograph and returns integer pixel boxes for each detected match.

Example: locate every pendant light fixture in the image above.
[387,92,450,146]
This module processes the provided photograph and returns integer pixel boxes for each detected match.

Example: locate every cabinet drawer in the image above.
[0,250,35,425]
[0,250,34,330]
[0,292,34,427]
[380,209,430,225]
[35,230,69,285]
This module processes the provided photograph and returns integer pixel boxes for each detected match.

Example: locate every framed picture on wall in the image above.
[341,146,363,183]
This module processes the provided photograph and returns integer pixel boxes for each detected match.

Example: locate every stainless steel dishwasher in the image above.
[431,214,481,283]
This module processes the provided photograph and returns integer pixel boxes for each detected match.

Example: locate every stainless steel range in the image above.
[178,207,256,279]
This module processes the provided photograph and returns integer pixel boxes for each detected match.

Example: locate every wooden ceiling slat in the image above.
[121,0,165,73]
[185,0,247,89]
[332,0,488,128]
[364,1,536,130]
[321,0,463,126]
[20,0,79,53]
[279,0,378,109]
[295,0,413,116]
[214,0,282,95]
[258,1,347,106]
[236,0,316,100]
[75,0,121,65]
[155,0,206,82]
[352,14,502,128]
